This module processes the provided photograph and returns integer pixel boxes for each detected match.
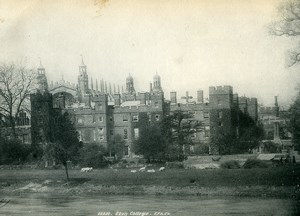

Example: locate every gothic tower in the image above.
[36,61,48,93]
[152,73,163,93]
[126,74,135,95]
[78,56,89,96]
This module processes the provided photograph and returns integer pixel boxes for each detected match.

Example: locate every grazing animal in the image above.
[81,167,93,172]
[159,167,165,172]
[131,170,137,173]
[147,169,155,173]
[212,156,221,162]
[139,166,146,172]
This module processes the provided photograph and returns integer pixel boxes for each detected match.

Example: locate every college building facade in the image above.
[1,59,263,157]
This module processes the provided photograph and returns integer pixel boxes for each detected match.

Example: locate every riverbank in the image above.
[1,181,297,199]
[0,165,299,198]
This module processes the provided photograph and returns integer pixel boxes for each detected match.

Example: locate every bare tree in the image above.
[269,0,300,66]
[0,63,36,138]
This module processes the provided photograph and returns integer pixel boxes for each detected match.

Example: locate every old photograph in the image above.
[0,0,300,215]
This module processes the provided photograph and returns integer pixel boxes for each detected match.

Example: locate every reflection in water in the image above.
[0,194,298,216]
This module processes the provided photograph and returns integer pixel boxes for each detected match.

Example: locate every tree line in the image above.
[133,110,266,162]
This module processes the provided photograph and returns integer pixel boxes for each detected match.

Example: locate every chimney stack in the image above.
[170,91,177,104]
[197,90,203,103]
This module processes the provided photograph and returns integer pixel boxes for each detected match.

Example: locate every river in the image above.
[0,194,298,216]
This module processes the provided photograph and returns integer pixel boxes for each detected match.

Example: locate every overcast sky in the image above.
[0,0,299,107]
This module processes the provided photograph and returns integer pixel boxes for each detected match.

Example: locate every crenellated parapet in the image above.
[247,97,258,104]
[114,104,156,113]
[170,103,210,118]
[259,106,278,115]
[209,85,233,95]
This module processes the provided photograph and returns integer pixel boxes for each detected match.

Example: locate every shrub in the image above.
[165,161,184,169]
[220,160,241,169]
[194,144,210,155]
[0,138,31,165]
[243,159,269,169]
[263,141,281,153]
[79,144,109,168]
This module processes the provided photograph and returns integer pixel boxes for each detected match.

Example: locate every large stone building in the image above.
[169,90,211,153]
[29,60,167,157]
[1,59,261,157]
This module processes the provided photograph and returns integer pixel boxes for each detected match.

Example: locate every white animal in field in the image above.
[131,170,137,173]
[81,167,93,172]
[139,166,146,172]
[159,167,165,172]
[147,169,155,173]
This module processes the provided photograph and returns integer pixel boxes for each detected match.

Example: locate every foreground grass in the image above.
[0,165,299,198]
[1,165,299,187]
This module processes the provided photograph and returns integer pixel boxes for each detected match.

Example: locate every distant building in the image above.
[258,96,293,154]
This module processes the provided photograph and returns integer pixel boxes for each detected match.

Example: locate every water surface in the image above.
[0,194,297,216]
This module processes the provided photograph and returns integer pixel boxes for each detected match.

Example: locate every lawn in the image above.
[0,164,299,188]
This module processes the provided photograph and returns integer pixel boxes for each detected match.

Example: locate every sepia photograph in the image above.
[0,0,300,215]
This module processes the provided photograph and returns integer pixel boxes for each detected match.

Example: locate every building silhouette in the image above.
[7,59,264,157]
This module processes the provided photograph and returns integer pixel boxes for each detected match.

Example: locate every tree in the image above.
[210,132,237,155]
[211,111,264,155]
[290,89,300,150]
[269,0,300,66]
[0,137,30,164]
[79,143,108,168]
[161,110,201,161]
[0,63,36,138]
[238,111,264,150]
[263,141,282,153]
[47,111,82,181]
[109,134,125,160]
[268,1,300,151]
[133,113,166,162]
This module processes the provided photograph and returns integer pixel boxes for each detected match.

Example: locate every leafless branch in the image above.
[269,0,300,67]
[0,62,37,137]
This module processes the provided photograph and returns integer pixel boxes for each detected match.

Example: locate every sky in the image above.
[0,0,299,107]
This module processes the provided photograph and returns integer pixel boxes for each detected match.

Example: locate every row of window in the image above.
[77,116,104,124]
[123,114,160,122]
[77,113,161,124]
[78,129,105,142]
[123,128,139,140]
[77,127,140,142]
[76,110,226,126]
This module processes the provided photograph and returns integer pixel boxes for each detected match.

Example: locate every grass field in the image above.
[1,164,299,188]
